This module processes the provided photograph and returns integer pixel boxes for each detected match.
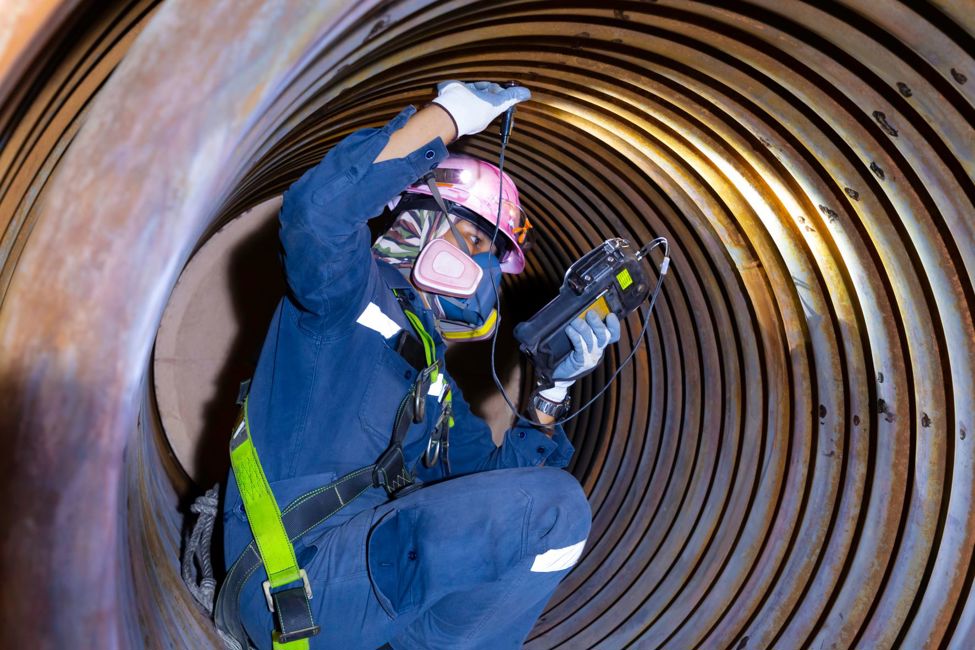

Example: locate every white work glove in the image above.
[539,311,621,402]
[432,80,531,138]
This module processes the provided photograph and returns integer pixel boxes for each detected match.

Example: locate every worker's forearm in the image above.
[534,409,556,431]
[373,105,457,163]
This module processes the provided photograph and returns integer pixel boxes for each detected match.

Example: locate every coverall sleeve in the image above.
[441,377,575,476]
[278,106,449,335]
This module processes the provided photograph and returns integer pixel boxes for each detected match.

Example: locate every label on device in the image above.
[616,268,633,290]
[577,295,611,322]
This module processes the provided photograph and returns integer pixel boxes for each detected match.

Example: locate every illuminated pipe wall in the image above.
[1,1,973,648]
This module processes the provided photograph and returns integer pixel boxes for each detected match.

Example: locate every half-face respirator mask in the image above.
[411,186,504,341]
[418,251,501,341]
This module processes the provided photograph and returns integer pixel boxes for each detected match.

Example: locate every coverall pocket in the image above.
[366,508,420,619]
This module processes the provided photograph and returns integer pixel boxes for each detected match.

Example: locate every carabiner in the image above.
[413,363,438,424]
[413,385,426,424]
[423,436,441,467]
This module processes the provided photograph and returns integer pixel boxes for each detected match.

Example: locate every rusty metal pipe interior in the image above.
[1,1,973,648]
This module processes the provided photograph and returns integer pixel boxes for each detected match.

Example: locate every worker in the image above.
[215,80,621,650]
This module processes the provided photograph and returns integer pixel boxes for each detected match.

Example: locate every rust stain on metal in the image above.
[872,110,899,137]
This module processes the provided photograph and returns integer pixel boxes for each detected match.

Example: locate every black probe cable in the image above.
[484,132,670,428]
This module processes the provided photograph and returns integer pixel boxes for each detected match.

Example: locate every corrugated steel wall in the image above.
[0,1,972,648]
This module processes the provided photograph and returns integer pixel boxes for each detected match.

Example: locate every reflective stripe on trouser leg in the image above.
[367,467,591,649]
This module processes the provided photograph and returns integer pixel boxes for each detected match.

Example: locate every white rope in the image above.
[181,485,220,615]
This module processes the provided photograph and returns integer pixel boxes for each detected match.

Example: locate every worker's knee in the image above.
[519,468,592,558]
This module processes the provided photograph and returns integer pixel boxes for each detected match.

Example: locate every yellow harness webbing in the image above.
[230,400,313,649]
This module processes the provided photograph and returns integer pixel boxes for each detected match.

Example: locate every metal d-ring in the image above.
[423,436,441,467]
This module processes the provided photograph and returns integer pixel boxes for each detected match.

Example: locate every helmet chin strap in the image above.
[397,176,462,320]
[424,174,472,256]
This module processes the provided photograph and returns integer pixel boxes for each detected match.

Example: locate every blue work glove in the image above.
[432,80,531,138]
[540,311,621,402]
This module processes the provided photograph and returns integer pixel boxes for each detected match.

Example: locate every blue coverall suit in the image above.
[222,106,592,650]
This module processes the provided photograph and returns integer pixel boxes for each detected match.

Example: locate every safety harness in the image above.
[213,284,452,650]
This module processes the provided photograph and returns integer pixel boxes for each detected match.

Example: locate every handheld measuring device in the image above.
[513,238,666,388]
[477,80,670,426]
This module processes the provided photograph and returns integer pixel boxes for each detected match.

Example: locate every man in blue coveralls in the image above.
[218,81,621,650]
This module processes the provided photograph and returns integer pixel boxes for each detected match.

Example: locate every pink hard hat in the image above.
[403,154,531,274]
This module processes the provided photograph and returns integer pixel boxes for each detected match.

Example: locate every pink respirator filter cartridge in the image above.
[411,238,483,298]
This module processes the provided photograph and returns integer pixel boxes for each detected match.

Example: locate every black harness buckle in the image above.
[372,445,417,498]
[266,570,320,643]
